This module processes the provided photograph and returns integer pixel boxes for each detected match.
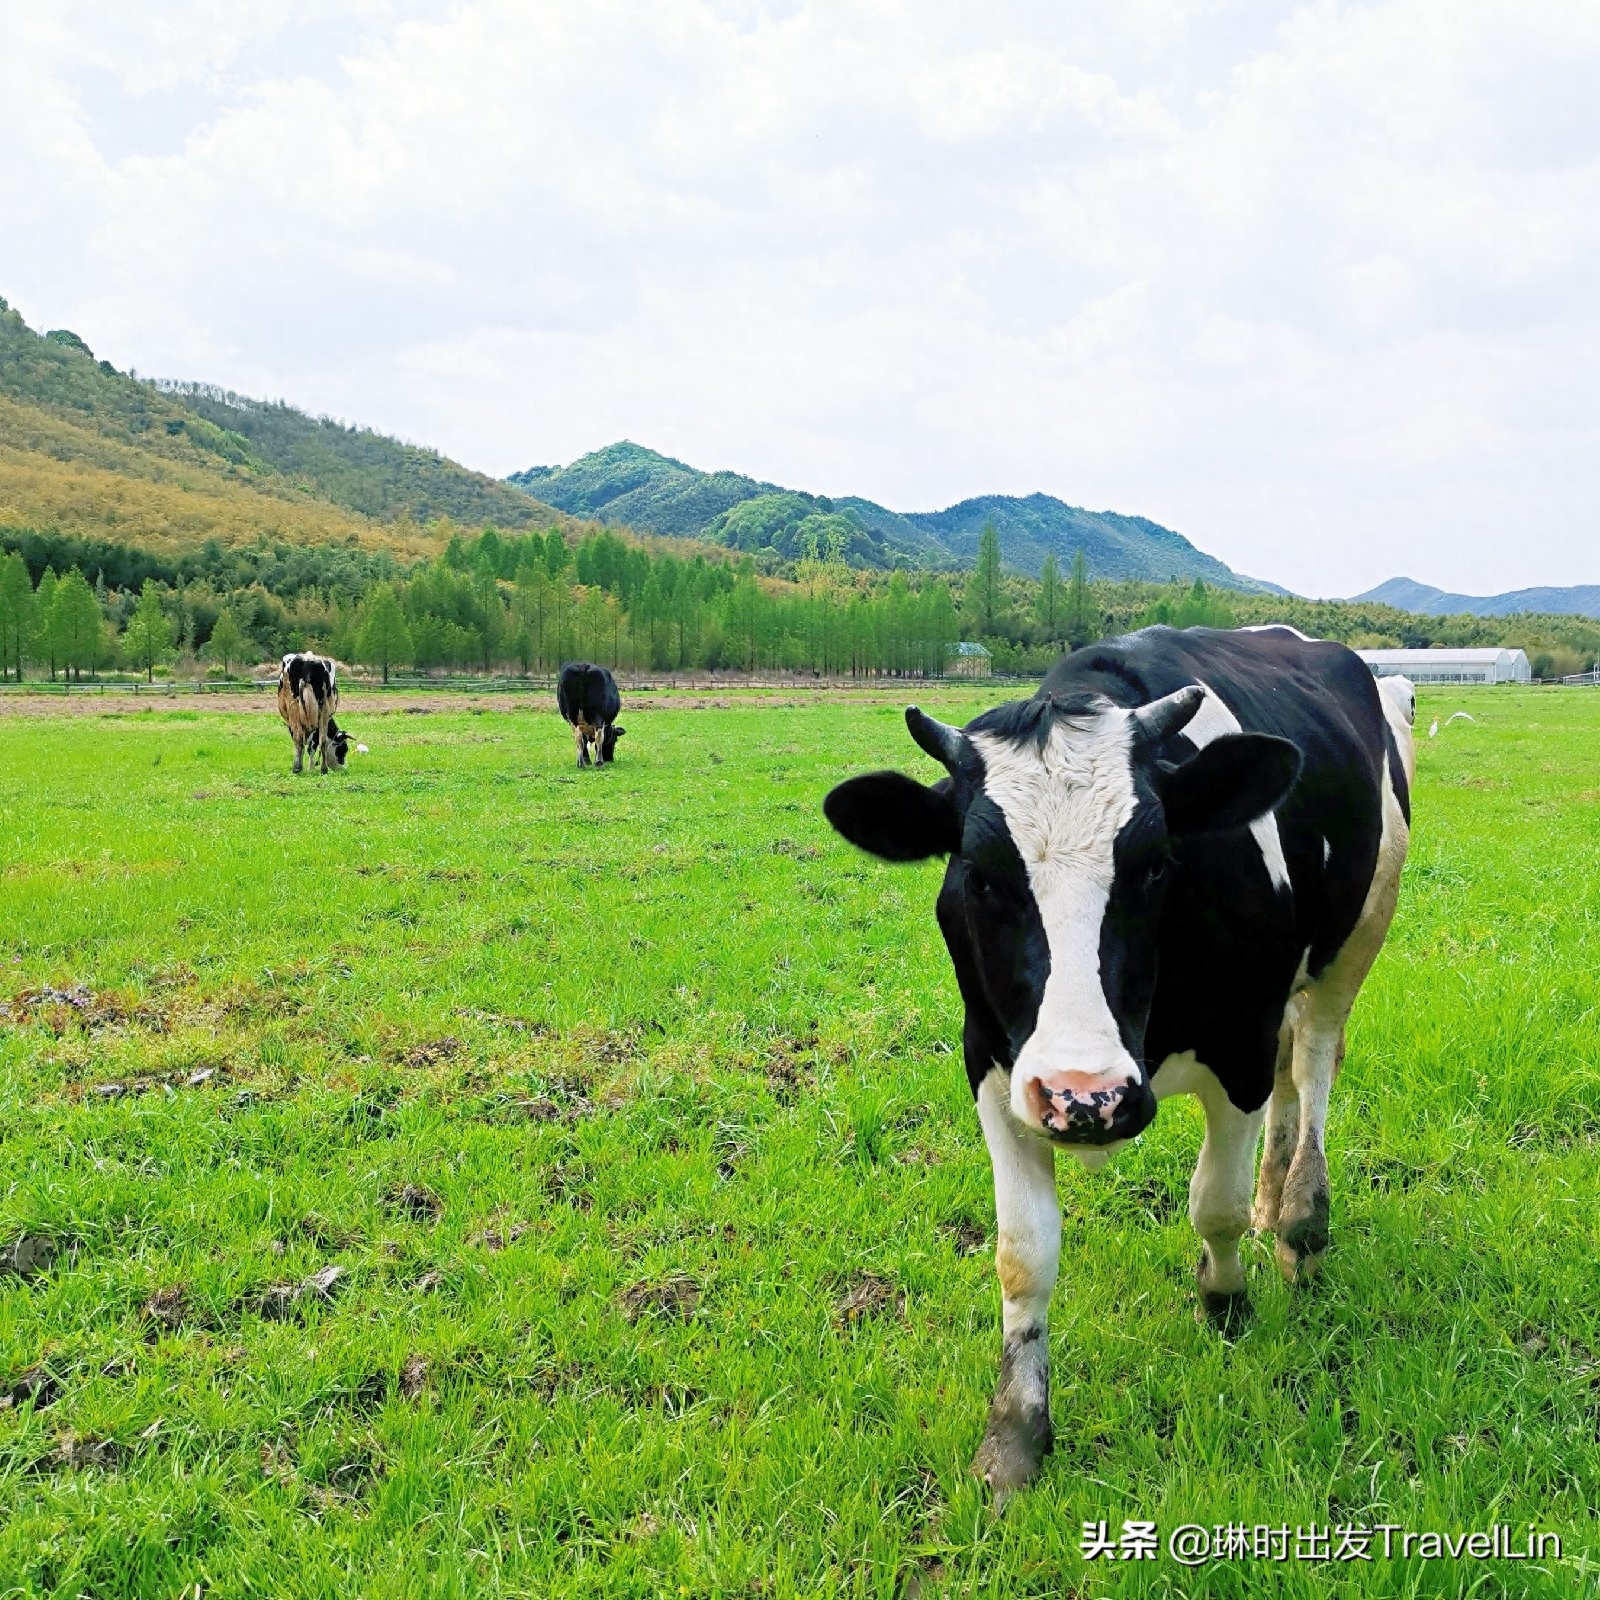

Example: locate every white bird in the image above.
[356,743,370,754]
[1446,712,1476,725]
[1428,719,1438,738]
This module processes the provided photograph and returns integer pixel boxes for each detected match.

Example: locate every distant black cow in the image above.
[557,662,624,767]
[824,626,1414,1497]
[277,653,351,774]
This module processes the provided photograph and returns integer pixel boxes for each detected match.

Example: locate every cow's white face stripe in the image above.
[970,713,1142,1110]
[1184,681,1291,894]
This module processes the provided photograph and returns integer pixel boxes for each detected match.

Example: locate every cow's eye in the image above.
[1144,862,1167,891]
[965,864,991,896]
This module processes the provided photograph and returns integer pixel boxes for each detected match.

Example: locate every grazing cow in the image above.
[824,626,1414,1496]
[557,662,625,767]
[277,652,350,774]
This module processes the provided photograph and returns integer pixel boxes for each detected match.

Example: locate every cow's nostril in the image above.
[1026,1072,1151,1146]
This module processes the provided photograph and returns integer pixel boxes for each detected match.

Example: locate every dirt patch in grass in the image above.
[470,1222,533,1252]
[142,1284,193,1335]
[619,1273,702,1323]
[399,1353,430,1402]
[545,1162,593,1211]
[386,1183,444,1221]
[249,1264,348,1322]
[3,1366,61,1411]
[39,1431,126,1472]
[0,1234,57,1280]
[8,984,169,1035]
[762,1032,819,1101]
[832,1273,904,1329]
[939,1219,990,1257]
[400,1037,462,1069]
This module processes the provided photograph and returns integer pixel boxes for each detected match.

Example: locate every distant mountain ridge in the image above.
[510,441,1276,590]
[1356,576,1600,620]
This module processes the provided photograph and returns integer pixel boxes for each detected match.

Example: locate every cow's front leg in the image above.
[971,1069,1059,1501]
[1189,1072,1266,1332]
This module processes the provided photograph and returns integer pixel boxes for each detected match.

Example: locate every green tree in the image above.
[205,607,250,677]
[544,532,570,581]
[52,569,105,681]
[172,574,192,656]
[123,579,172,681]
[32,568,59,679]
[0,553,32,680]
[356,584,413,684]
[969,520,1002,636]
[475,574,506,672]
[1036,553,1061,641]
[1065,550,1094,648]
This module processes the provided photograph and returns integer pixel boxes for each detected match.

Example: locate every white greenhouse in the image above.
[1355,647,1532,685]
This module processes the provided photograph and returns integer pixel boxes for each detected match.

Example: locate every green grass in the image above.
[1,686,1598,1598]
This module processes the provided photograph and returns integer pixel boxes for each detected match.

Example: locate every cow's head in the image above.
[601,723,625,763]
[325,718,351,770]
[824,689,1299,1152]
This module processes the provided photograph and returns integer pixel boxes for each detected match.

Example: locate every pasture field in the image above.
[1,685,1598,1598]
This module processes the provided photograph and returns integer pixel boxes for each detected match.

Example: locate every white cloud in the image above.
[2,0,1597,594]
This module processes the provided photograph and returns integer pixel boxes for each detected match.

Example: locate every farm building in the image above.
[947,642,993,677]
[1355,647,1531,685]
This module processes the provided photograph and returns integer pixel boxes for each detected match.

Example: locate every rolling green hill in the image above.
[168,382,555,531]
[0,297,571,562]
[510,440,1270,589]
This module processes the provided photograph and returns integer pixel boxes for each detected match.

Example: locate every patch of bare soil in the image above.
[832,1273,905,1328]
[0,1235,58,1279]
[618,1274,702,1323]
[399,1353,430,1401]
[40,1431,126,1472]
[250,1264,348,1322]
[7,985,168,1035]
[3,1366,60,1411]
[386,1184,444,1222]
[142,1284,192,1334]
[940,1219,990,1257]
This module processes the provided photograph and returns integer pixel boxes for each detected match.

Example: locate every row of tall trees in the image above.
[3,518,1596,683]
[0,554,261,682]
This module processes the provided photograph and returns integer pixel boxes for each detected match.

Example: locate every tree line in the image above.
[1,519,1596,685]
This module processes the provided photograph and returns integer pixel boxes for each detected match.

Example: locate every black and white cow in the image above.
[824,626,1414,1496]
[277,652,350,775]
[557,662,625,767]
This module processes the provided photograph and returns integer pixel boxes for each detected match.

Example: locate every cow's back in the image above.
[557,662,619,726]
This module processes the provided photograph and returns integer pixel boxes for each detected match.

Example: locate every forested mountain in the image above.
[1357,576,1600,620]
[510,441,1268,589]
[0,298,571,559]
[168,382,554,530]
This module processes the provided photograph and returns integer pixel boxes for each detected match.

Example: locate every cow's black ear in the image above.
[824,772,959,861]
[1158,734,1301,837]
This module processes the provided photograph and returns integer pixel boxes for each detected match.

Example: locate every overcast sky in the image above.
[3,1,1597,596]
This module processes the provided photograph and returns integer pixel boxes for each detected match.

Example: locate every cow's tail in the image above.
[1377,675,1416,789]
[1376,675,1414,780]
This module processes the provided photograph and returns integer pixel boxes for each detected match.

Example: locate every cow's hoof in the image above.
[1276,1238,1324,1285]
[1196,1286,1252,1334]
[970,1411,1053,1508]
[1275,1188,1329,1285]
